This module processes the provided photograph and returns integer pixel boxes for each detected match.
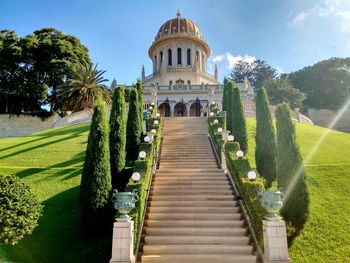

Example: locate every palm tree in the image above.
[58,62,112,112]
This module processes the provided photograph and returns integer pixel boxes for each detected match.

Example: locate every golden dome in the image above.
[155,11,203,41]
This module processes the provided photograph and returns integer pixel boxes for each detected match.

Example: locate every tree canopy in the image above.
[0,28,90,115]
[288,57,350,110]
[230,59,277,89]
[262,76,305,109]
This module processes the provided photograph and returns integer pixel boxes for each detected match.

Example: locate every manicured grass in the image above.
[245,118,350,262]
[0,123,111,263]
[0,119,349,262]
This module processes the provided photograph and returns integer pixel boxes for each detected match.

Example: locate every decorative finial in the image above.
[176,9,181,17]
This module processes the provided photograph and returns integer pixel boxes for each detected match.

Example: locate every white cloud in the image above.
[288,0,350,33]
[209,52,256,70]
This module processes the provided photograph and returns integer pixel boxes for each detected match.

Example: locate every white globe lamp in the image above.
[247,171,257,181]
[236,150,244,159]
[131,172,141,181]
[227,135,234,141]
[139,151,146,160]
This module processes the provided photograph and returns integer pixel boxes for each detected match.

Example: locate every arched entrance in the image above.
[190,98,202,116]
[174,102,187,117]
[158,100,171,117]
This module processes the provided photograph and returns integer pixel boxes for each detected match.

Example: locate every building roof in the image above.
[155,10,203,42]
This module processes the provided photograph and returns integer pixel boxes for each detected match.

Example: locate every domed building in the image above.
[142,11,255,117]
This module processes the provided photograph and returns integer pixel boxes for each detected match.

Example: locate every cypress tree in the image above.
[222,78,229,112]
[276,103,309,234]
[226,81,234,132]
[109,86,126,179]
[80,98,112,225]
[231,86,248,154]
[126,87,142,160]
[136,81,144,125]
[255,88,277,188]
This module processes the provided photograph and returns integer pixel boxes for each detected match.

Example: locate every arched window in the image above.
[154,55,157,71]
[169,80,173,85]
[187,80,191,85]
[177,48,182,65]
[160,51,163,63]
[168,49,172,66]
[187,49,191,66]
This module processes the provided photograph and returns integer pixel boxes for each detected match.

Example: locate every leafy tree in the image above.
[126,88,142,160]
[231,87,248,154]
[0,175,43,245]
[288,57,350,110]
[263,77,305,109]
[109,86,126,179]
[230,59,277,89]
[255,88,277,188]
[135,80,144,126]
[0,28,90,114]
[80,98,112,225]
[276,103,309,234]
[57,62,111,112]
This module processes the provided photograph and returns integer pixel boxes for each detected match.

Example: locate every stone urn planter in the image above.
[112,190,138,221]
[259,190,283,220]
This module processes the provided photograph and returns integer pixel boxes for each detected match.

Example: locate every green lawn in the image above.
[0,123,111,263]
[0,119,349,262]
[246,118,350,263]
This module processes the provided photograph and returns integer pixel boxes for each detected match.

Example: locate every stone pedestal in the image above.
[263,219,290,263]
[110,219,135,263]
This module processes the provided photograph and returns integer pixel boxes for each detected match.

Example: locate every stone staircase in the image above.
[139,117,257,263]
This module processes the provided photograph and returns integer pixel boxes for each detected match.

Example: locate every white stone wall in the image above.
[0,114,61,138]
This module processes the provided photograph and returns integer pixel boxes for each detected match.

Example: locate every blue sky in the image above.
[1,0,349,84]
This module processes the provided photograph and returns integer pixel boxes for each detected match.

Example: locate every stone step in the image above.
[141,254,256,263]
[145,219,243,228]
[152,180,228,185]
[156,168,223,172]
[151,185,231,190]
[148,200,237,207]
[150,189,233,195]
[144,227,246,236]
[149,195,235,202]
[142,244,253,255]
[144,235,250,245]
[155,172,224,177]
[154,175,226,180]
[146,213,241,220]
[147,206,240,213]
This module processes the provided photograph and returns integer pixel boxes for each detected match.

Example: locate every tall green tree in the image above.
[222,77,229,112]
[231,87,248,154]
[126,88,142,160]
[226,81,234,132]
[80,98,112,225]
[276,103,309,234]
[109,86,126,179]
[110,78,117,93]
[255,88,277,188]
[135,80,144,124]
[57,61,111,112]
[263,77,305,109]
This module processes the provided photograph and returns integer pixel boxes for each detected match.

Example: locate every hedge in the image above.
[125,116,162,253]
[208,118,267,245]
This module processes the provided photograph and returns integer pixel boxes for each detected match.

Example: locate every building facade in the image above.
[142,11,255,117]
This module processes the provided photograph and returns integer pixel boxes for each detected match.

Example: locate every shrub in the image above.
[226,81,234,132]
[126,88,142,160]
[255,88,277,188]
[109,86,127,184]
[222,77,229,112]
[80,98,112,225]
[126,118,162,253]
[276,102,309,234]
[135,81,144,127]
[231,87,248,154]
[0,175,43,245]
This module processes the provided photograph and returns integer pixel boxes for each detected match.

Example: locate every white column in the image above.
[110,219,135,263]
[170,102,176,117]
[263,219,290,263]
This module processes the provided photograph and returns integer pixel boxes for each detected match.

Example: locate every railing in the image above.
[208,133,264,263]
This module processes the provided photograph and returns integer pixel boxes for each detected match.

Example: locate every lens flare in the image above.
[284,98,350,201]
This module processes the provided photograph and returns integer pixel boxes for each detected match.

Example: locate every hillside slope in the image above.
[0,119,349,262]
